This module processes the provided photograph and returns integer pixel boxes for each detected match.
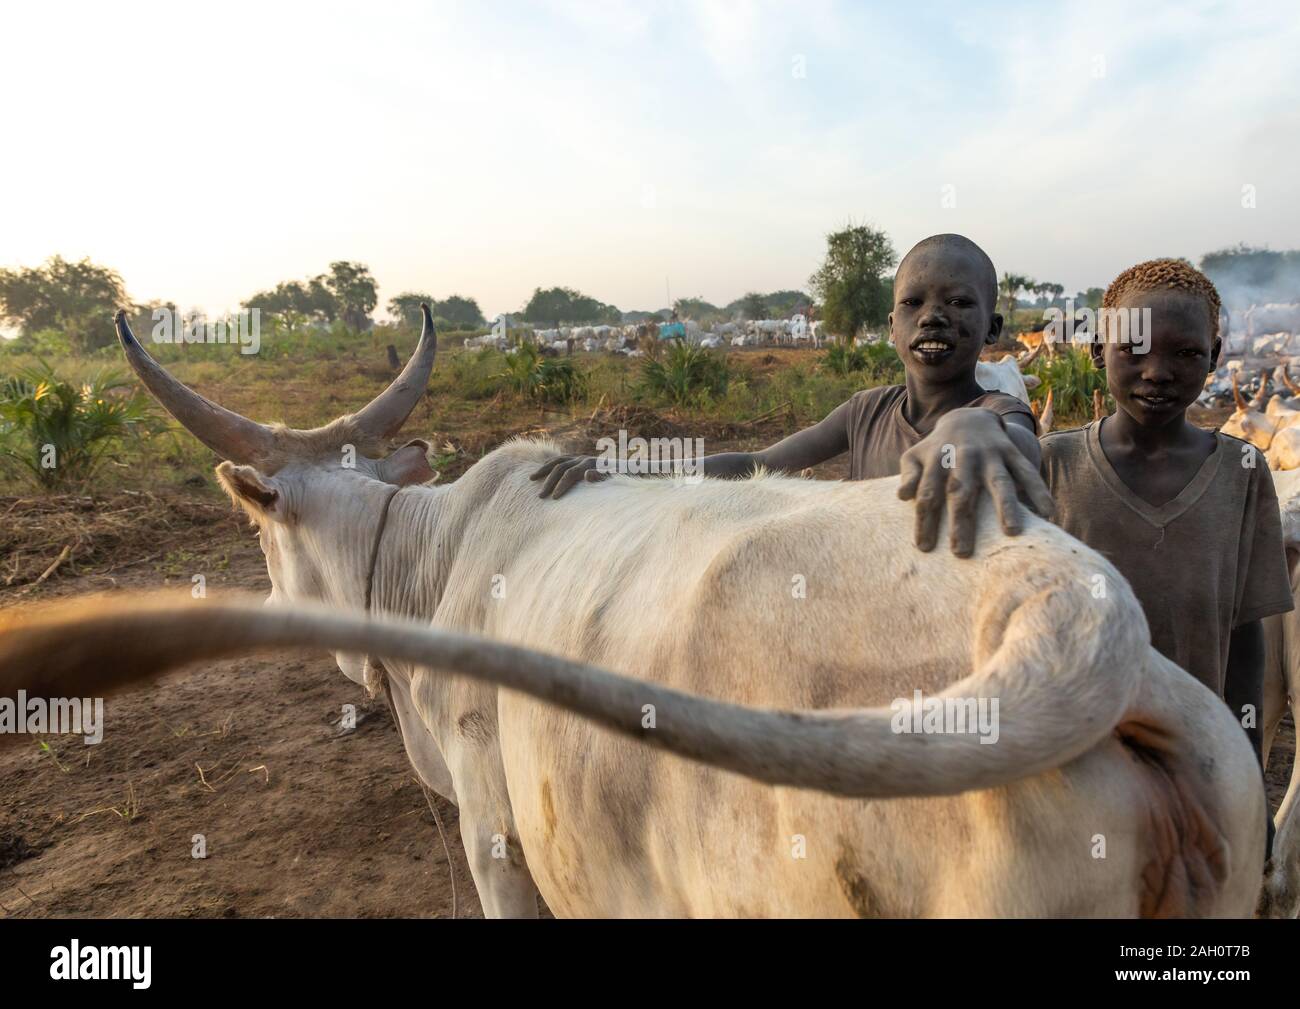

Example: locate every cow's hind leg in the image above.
[456,791,541,918]
[445,740,540,918]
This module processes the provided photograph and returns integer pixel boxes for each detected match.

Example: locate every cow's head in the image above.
[1221,370,1277,451]
[115,305,440,683]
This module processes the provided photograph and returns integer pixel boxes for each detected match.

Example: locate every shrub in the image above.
[444,347,508,400]
[0,363,163,489]
[859,342,905,384]
[638,339,729,406]
[1024,346,1110,420]
[499,343,588,405]
[534,357,588,404]
[822,342,865,375]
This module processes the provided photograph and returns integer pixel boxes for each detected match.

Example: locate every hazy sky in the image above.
[2,0,1297,319]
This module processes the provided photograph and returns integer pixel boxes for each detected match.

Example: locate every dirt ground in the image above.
[0,399,1294,918]
[0,521,487,918]
[0,404,810,919]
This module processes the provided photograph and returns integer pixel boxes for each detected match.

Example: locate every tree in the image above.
[1029,281,1063,307]
[305,276,338,321]
[1201,244,1300,308]
[432,294,485,329]
[999,273,1033,321]
[737,292,769,321]
[386,292,435,327]
[324,261,378,331]
[522,287,618,327]
[673,297,723,324]
[764,290,812,319]
[244,277,337,324]
[808,224,897,341]
[0,256,129,352]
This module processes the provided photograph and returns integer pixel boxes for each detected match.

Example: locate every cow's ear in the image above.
[216,462,282,518]
[378,440,435,486]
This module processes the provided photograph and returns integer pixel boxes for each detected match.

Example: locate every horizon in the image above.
[2,1,1297,320]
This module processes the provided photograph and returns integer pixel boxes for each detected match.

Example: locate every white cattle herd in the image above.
[467,313,827,355]
[1,305,1298,919]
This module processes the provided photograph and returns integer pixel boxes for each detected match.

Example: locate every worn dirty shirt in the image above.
[838,384,1037,480]
[1039,421,1294,697]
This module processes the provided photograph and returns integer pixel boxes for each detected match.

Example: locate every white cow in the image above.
[106,306,1266,918]
[973,350,1044,406]
[748,319,785,343]
[789,314,809,344]
[1248,304,1300,338]
[1260,467,1300,916]
[1253,333,1293,357]
[1221,372,1292,451]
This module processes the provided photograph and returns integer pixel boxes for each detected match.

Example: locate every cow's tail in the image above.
[0,582,1143,798]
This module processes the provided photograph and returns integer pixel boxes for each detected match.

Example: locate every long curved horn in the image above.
[1283,369,1300,397]
[1252,370,1270,409]
[1232,371,1247,412]
[1017,340,1044,368]
[1038,388,1054,435]
[116,310,278,465]
[353,303,438,440]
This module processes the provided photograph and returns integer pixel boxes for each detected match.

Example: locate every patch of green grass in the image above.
[0,326,921,496]
[819,341,904,384]
[441,348,509,400]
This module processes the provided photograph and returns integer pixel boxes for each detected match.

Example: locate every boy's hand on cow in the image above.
[531,455,609,498]
[897,408,1054,558]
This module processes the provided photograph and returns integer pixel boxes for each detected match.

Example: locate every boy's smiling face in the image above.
[1093,289,1220,427]
[890,242,1002,383]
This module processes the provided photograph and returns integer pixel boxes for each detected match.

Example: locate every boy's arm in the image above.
[897,407,1053,558]
[531,400,852,498]
[1224,619,1266,770]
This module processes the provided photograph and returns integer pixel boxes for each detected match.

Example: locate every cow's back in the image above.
[432,451,1263,916]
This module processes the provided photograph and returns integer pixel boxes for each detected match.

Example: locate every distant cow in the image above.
[1248,304,1300,338]
[974,347,1043,406]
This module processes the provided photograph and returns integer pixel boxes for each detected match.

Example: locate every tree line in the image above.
[3,242,1289,356]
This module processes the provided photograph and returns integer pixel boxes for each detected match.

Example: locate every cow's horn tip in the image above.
[114,309,136,342]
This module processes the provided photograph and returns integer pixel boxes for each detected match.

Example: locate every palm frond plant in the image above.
[0,363,163,489]
[639,339,730,406]
[1023,346,1111,422]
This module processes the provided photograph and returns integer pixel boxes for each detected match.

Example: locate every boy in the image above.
[532,233,1053,557]
[1039,259,1293,854]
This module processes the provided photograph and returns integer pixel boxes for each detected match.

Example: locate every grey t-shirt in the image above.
[842,385,1037,480]
[1040,421,1294,696]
